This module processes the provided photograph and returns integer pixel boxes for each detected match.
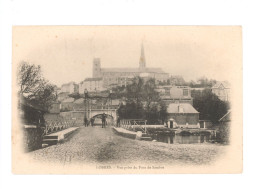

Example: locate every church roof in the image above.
[101,68,139,73]
[99,44,167,75]
[145,67,166,73]
[101,67,166,74]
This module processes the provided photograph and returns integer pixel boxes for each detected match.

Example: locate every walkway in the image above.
[31,126,225,165]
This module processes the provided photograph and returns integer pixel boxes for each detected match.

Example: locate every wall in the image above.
[48,103,60,114]
[167,113,199,126]
[61,102,74,111]
[44,113,61,121]
[199,120,213,128]
[23,127,43,152]
[79,79,104,93]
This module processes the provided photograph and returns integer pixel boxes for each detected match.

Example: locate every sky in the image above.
[13,26,242,87]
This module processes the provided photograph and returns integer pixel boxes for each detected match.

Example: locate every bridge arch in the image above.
[67,109,118,126]
[89,109,117,121]
[90,113,115,126]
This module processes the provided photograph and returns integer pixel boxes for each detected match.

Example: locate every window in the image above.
[183,89,188,96]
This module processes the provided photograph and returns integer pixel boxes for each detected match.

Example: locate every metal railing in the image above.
[43,118,82,136]
[120,119,147,133]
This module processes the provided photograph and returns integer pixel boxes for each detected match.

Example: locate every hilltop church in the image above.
[92,44,169,88]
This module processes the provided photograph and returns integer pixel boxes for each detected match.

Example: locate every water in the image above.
[152,134,213,144]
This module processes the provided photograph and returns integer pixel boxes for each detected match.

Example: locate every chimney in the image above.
[178,105,184,113]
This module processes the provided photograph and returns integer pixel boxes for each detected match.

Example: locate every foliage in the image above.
[68,92,81,100]
[60,107,70,112]
[217,124,230,144]
[117,77,167,124]
[188,77,217,88]
[126,77,144,103]
[29,83,57,110]
[158,79,171,86]
[117,101,145,119]
[191,89,230,123]
[17,61,57,110]
[18,61,43,95]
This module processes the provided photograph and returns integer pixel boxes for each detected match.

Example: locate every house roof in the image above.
[167,103,199,114]
[212,81,230,89]
[219,110,231,122]
[84,77,103,82]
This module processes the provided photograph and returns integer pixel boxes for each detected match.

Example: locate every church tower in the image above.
[92,58,101,78]
[139,43,146,70]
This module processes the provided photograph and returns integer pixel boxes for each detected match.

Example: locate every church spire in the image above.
[139,43,146,70]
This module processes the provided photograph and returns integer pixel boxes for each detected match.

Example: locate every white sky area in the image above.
[13,26,242,87]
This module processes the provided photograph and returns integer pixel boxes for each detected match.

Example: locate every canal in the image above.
[152,134,214,144]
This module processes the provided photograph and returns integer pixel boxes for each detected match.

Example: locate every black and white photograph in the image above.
[12,26,242,174]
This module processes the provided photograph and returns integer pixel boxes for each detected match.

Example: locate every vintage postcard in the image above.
[12,26,242,174]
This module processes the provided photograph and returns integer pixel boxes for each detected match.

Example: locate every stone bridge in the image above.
[65,109,118,122]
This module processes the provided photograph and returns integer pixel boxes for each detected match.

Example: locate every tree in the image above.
[191,89,230,124]
[17,61,43,96]
[188,77,217,88]
[126,76,144,103]
[117,77,166,124]
[17,61,57,110]
[117,101,145,119]
[29,83,57,109]
[142,78,160,109]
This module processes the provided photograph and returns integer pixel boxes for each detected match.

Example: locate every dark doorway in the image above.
[170,121,173,128]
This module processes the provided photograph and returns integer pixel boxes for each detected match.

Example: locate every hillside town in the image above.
[54,44,230,128]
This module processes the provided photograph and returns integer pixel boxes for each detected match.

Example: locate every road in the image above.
[31,126,226,166]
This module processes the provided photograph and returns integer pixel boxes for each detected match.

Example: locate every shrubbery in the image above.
[217,124,230,144]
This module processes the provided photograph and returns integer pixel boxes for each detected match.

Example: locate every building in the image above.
[158,85,193,105]
[166,103,199,129]
[170,86,193,104]
[60,97,75,111]
[92,44,169,88]
[79,77,106,94]
[57,92,69,102]
[61,82,79,94]
[211,81,231,101]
